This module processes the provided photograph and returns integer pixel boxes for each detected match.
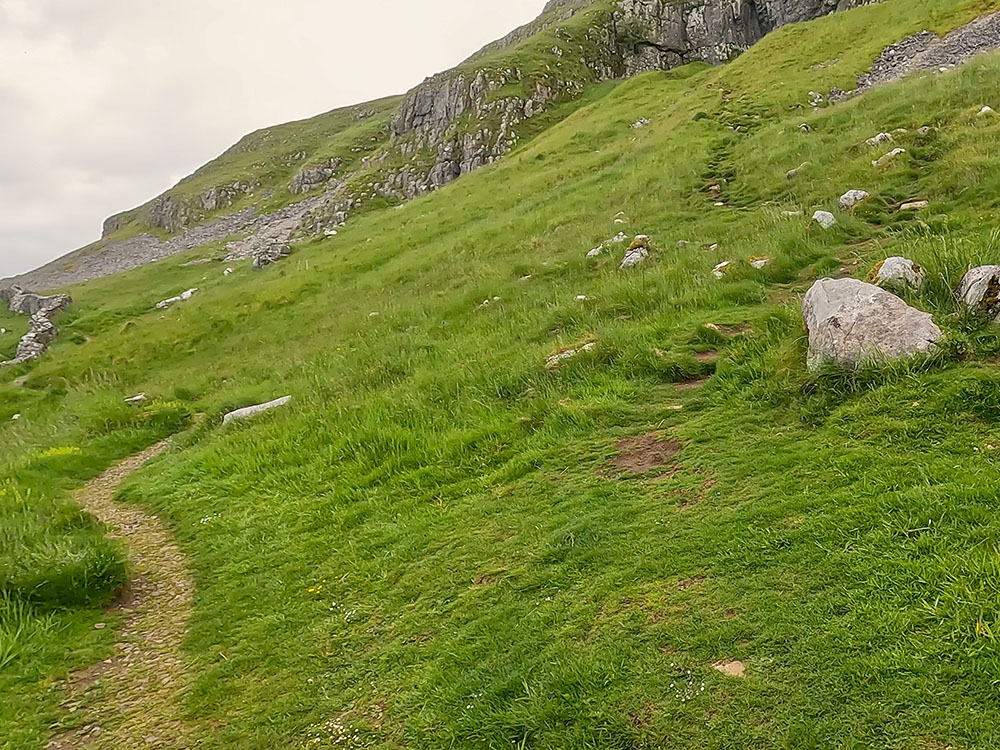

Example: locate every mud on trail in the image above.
[47,441,196,750]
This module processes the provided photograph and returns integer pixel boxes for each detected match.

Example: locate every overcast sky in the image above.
[0,0,548,278]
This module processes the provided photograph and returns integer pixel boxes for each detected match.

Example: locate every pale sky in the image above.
[0,0,549,278]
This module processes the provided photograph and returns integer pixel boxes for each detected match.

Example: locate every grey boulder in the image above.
[957,265,1000,318]
[873,256,925,289]
[253,244,292,270]
[803,278,942,370]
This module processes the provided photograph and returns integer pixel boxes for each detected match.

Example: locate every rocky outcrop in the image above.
[0,285,72,367]
[803,278,942,370]
[290,159,342,194]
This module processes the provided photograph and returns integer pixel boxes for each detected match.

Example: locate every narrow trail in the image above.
[47,440,196,750]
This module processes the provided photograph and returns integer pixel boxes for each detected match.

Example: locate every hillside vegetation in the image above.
[5,0,1000,747]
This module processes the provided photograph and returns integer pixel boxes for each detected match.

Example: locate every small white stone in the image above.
[124,393,148,405]
[11,413,20,421]
[840,190,870,211]
[713,261,732,279]
[813,210,837,229]
[865,132,893,147]
[872,148,906,168]
[978,105,995,116]
[750,257,771,269]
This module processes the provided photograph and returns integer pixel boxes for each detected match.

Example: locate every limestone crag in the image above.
[613,0,880,76]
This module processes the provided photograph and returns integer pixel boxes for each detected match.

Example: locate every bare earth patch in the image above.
[47,441,196,750]
[712,659,747,679]
[613,433,683,474]
[675,378,709,391]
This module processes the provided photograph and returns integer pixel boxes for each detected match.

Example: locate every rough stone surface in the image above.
[620,235,652,269]
[840,189,870,210]
[813,210,837,228]
[223,396,293,425]
[252,244,293,270]
[872,256,925,289]
[0,285,71,367]
[957,265,1000,319]
[802,278,942,370]
[156,288,198,310]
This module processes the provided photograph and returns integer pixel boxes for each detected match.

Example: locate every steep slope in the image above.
[8,0,884,292]
[6,0,1000,748]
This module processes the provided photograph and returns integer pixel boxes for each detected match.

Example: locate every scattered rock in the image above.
[802,278,942,370]
[900,200,929,211]
[713,660,746,679]
[813,210,837,229]
[0,286,72,367]
[799,123,811,132]
[223,396,293,425]
[870,257,925,289]
[631,118,651,129]
[750,257,771,269]
[588,232,627,258]
[712,261,731,279]
[865,132,894,147]
[224,267,234,276]
[546,342,595,370]
[620,236,652,269]
[957,265,1000,319]
[840,190,870,211]
[252,243,292,270]
[575,295,592,301]
[675,240,689,250]
[125,393,148,405]
[872,148,906,168]
[978,105,995,116]
[11,413,20,421]
[842,14,1000,100]
[156,288,198,310]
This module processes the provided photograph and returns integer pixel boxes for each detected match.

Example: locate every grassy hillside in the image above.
[5,0,1000,747]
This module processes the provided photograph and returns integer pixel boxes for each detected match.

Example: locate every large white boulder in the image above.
[803,278,942,370]
[957,265,1000,318]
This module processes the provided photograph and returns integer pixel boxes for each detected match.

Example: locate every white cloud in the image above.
[0,0,547,278]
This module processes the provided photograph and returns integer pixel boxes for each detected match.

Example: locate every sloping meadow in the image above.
[5,0,1000,746]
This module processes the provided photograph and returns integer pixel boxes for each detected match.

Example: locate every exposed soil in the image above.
[613,433,684,474]
[47,441,196,749]
[675,378,709,391]
[712,659,747,679]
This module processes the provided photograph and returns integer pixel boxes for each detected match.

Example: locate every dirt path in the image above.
[47,440,196,750]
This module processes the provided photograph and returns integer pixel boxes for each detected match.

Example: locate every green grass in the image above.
[6,0,1000,747]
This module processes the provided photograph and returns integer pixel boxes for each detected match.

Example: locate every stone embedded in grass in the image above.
[750,257,771,269]
[125,393,148,405]
[813,210,837,229]
[676,240,689,250]
[631,118,650,129]
[978,105,995,116]
[840,190,871,211]
[870,257,925,290]
[224,267,234,276]
[545,342,596,370]
[799,123,811,132]
[620,236,652,269]
[253,243,292,270]
[872,148,906,168]
[223,396,293,425]
[803,278,942,371]
[156,288,198,310]
[712,261,731,279]
[786,162,809,180]
[957,266,1000,319]
[900,200,929,211]
[865,132,894,147]
[587,232,627,258]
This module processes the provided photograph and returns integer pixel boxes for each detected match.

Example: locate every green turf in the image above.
[5,0,1000,747]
